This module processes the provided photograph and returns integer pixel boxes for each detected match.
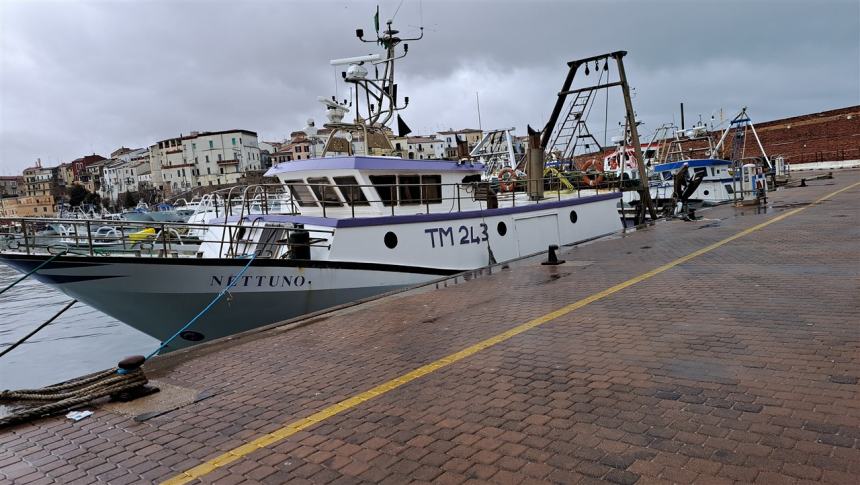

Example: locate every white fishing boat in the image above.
[0,157,621,349]
[0,21,627,351]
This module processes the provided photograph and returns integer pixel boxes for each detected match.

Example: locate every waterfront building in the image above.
[56,163,75,194]
[81,158,109,194]
[0,176,21,198]
[437,128,483,158]
[0,197,15,217]
[258,141,277,169]
[7,195,56,217]
[22,161,57,198]
[150,129,261,195]
[100,148,152,203]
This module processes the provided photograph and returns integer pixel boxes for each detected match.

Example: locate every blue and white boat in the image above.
[649,158,736,204]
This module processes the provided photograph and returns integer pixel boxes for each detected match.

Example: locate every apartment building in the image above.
[437,128,483,158]
[151,129,261,195]
[0,176,21,198]
[22,161,58,198]
[100,148,151,203]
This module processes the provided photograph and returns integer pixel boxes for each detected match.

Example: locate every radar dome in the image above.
[345,64,369,81]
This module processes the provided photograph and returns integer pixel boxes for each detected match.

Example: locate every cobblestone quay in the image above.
[2,171,859,484]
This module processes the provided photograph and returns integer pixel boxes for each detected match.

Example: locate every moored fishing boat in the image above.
[0,19,629,351]
[0,156,621,350]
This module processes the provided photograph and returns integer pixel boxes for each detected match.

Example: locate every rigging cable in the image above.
[0,251,66,296]
[392,0,406,20]
[0,300,77,359]
[144,253,257,360]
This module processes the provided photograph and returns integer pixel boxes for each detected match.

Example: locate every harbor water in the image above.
[0,265,157,390]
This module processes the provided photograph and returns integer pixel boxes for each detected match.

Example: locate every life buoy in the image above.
[579,159,605,187]
[498,168,517,192]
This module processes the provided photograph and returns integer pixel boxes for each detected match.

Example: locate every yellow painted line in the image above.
[163,181,860,485]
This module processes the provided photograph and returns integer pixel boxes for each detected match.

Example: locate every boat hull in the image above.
[0,255,453,351]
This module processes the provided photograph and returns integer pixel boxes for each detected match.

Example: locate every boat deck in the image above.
[2,170,859,485]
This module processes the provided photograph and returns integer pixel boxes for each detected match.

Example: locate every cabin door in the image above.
[514,214,560,257]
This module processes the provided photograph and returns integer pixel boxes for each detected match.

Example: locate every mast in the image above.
[321,16,423,157]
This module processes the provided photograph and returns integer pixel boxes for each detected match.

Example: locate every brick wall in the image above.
[721,106,860,164]
[572,105,860,167]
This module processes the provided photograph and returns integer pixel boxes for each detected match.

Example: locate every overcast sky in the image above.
[1,0,858,174]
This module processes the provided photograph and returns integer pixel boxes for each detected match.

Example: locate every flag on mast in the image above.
[374,5,380,33]
[397,115,412,137]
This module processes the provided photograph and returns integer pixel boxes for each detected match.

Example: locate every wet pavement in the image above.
[1,170,859,484]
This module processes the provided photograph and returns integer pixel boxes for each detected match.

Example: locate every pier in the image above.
[2,170,859,484]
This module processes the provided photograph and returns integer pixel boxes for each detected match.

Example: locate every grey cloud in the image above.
[1,0,857,174]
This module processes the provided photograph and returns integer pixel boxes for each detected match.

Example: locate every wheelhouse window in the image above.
[370,175,397,206]
[421,175,442,204]
[398,175,421,205]
[369,174,443,206]
[306,177,343,206]
[333,176,369,206]
[284,179,317,207]
[693,167,708,178]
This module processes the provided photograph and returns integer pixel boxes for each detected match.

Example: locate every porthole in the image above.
[703,190,710,196]
[569,210,578,223]
[180,330,205,342]
[497,221,507,236]
[384,231,398,249]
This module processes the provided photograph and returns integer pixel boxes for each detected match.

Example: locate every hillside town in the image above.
[1,105,857,218]
[0,124,508,217]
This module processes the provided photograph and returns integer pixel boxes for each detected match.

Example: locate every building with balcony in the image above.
[22,160,58,199]
[0,176,21,198]
[151,129,261,195]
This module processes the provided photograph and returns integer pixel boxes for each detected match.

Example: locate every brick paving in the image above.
[1,171,859,484]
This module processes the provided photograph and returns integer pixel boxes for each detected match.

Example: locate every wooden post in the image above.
[527,128,544,200]
[614,52,657,222]
[86,220,94,256]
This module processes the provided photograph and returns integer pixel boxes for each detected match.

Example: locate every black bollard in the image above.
[800,178,807,187]
[118,355,146,372]
[112,355,159,402]
[542,245,566,265]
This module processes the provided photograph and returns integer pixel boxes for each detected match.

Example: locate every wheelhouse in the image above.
[265,156,488,217]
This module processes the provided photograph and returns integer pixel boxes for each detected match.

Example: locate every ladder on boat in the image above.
[731,115,750,162]
[547,88,602,162]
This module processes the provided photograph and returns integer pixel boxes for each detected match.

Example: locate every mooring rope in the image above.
[143,253,257,360]
[0,253,257,427]
[0,369,147,428]
[0,251,66,296]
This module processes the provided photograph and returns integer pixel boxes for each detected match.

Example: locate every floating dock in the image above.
[2,171,859,485]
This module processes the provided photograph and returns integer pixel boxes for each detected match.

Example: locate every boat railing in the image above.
[0,217,333,260]
[181,186,296,221]
[237,171,628,219]
[157,171,621,221]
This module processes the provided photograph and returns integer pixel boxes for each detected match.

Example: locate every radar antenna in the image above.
[321,17,423,156]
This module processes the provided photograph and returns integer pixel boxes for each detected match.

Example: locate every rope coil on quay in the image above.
[0,358,150,428]
[0,252,258,427]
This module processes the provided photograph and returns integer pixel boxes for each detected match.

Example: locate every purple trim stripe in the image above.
[264,156,485,177]
[237,192,620,228]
